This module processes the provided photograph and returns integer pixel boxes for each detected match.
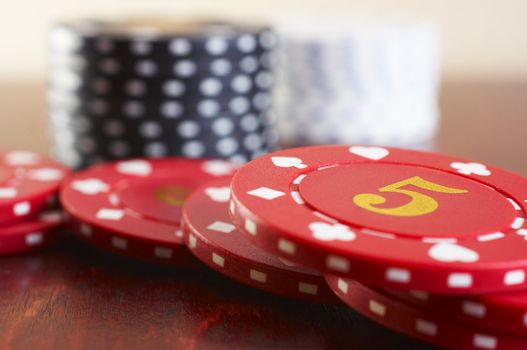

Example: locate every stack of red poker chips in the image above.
[59,156,339,303]
[227,145,527,348]
[60,158,238,265]
[56,144,527,347]
[0,150,70,255]
[325,276,527,350]
[181,177,339,303]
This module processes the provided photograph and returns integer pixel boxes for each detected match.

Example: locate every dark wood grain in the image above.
[0,237,438,350]
[0,79,526,350]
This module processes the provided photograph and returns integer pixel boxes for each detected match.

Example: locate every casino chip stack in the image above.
[60,157,238,264]
[0,150,69,254]
[182,177,339,302]
[52,142,527,346]
[325,277,527,350]
[273,17,440,147]
[47,19,279,169]
[227,144,527,348]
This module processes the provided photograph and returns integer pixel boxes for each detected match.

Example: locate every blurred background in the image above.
[1,0,526,172]
[3,0,527,80]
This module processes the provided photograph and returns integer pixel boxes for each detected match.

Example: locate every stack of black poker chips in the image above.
[48,20,279,169]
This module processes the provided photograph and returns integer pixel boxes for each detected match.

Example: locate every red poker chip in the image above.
[60,158,237,263]
[0,150,70,225]
[67,215,196,265]
[182,177,339,302]
[0,210,65,255]
[386,288,527,336]
[325,276,527,350]
[230,145,527,294]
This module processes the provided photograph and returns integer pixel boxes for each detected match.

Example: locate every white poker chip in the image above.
[273,17,440,147]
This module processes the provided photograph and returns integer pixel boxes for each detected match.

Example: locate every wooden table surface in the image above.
[0,80,526,350]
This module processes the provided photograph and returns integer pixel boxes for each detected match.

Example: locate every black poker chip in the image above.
[48,19,279,169]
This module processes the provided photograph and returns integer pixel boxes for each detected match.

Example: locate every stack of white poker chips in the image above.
[273,17,440,147]
[48,20,278,169]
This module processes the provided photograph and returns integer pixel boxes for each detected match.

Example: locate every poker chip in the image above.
[272,16,440,147]
[386,288,527,336]
[0,210,65,255]
[230,145,527,294]
[60,158,238,263]
[48,19,278,169]
[326,276,527,350]
[182,177,338,302]
[0,150,70,225]
[66,214,195,265]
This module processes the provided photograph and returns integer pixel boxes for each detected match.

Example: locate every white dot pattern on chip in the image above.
[463,301,486,318]
[212,252,225,267]
[130,41,152,55]
[125,80,147,96]
[237,34,256,52]
[386,268,411,283]
[207,221,236,233]
[177,121,200,138]
[169,38,192,55]
[369,300,386,316]
[0,188,17,198]
[163,80,185,96]
[14,202,31,216]
[200,78,223,96]
[298,283,318,295]
[210,59,232,76]
[216,138,239,156]
[161,101,183,118]
[212,118,234,136]
[206,37,228,55]
[112,237,128,250]
[197,99,220,117]
[174,60,197,77]
[96,208,124,221]
[154,247,173,259]
[49,29,276,169]
[144,142,167,157]
[250,269,267,283]
[415,319,438,336]
[136,60,157,76]
[182,141,205,158]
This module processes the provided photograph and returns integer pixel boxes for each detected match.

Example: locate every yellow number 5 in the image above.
[352,176,468,217]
